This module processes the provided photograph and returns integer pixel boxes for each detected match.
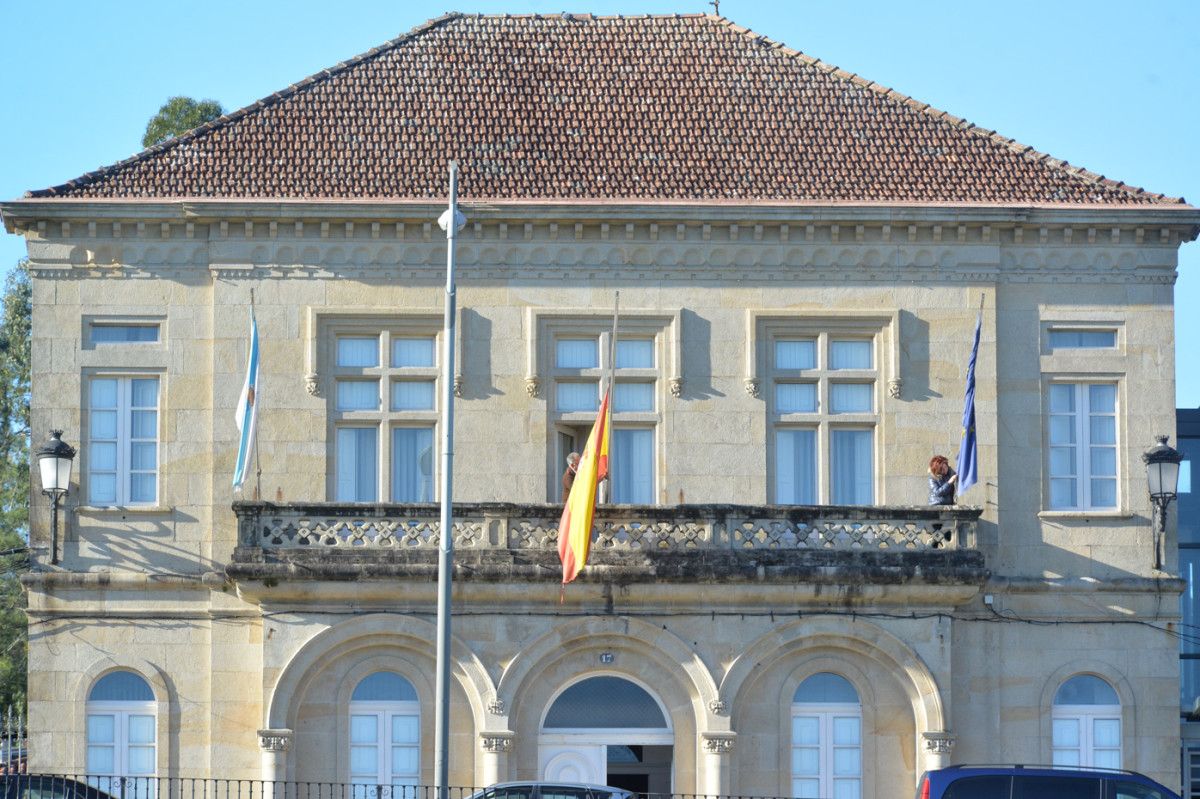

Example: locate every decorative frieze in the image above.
[922,731,956,755]
[257,729,293,752]
[702,733,736,754]
[481,733,514,753]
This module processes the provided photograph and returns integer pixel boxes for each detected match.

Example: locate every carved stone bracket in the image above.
[488,698,506,715]
[304,373,322,398]
[888,377,903,399]
[480,732,514,753]
[258,728,293,752]
[744,378,760,399]
[707,699,728,716]
[701,732,736,754]
[525,377,541,398]
[669,377,684,399]
[454,375,465,399]
[922,731,956,755]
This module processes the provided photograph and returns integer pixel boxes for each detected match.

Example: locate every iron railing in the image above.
[6,778,808,799]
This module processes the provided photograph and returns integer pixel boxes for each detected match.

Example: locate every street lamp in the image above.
[36,430,75,565]
[1142,434,1183,570]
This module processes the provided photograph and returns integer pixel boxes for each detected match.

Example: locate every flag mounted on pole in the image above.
[955,302,981,495]
[558,388,612,585]
[232,305,260,490]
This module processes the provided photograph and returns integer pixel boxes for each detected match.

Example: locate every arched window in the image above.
[791,673,861,799]
[538,676,673,787]
[349,672,419,797]
[86,671,155,795]
[1052,674,1121,767]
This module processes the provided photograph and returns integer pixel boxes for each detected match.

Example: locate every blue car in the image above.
[916,765,1180,799]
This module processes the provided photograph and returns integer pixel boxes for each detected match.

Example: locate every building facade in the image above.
[1179,407,1199,795]
[3,13,1198,797]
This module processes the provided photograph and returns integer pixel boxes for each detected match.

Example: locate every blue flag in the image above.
[956,311,981,494]
[233,310,260,489]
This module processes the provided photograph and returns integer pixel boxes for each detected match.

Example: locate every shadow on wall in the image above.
[679,309,723,401]
[899,310,940,402]
[459,308,503,400]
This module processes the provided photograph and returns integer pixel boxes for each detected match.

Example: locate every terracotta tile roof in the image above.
[27,13,1184,205]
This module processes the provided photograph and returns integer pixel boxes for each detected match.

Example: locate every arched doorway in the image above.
[539,676,673,794]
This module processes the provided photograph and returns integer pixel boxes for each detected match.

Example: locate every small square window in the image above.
[91,324,159,344]
[829,340,872,370]
[557,381,599,412]
[556,338,599,369]
[614,382,654,412]
[338,337,379,368]
[775,340,816,370]
[776,383,818,414]
[1049,330,1117,349]
[337,380,380,411]
[391,337,435,367]
[616,339,654,368]
[390,381,435,411]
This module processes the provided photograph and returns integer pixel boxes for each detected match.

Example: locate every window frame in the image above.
[324,319,441,503]
[1051,703,1122,768]
[535,312,677,504]
[1043,378,1121,513]
[790,700,863,799]
[83,316,166,351]
[84,372,162,508]
[348,699,421,790]
[761,320,888,506]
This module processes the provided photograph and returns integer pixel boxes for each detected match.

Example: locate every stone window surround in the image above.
[81,314,167,351]
[749,311,897,506]
[316,311,444,503]
[528,308,681,503]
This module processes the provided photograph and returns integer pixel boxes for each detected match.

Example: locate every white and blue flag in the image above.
[233,310,260,490]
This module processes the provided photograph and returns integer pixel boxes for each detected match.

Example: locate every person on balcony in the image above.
[562,452,581,501]
[928,455,958,505]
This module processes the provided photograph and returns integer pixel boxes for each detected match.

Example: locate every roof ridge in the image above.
[30,11,468,198]
[709,16,1185,205]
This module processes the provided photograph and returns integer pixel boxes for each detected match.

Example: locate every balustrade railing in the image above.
[234,501,978,554]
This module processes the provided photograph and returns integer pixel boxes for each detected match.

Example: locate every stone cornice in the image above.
[4,198,1200,239]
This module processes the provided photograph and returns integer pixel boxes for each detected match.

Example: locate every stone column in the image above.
[480,732,514,786]
[921,731,956,771]
[699,732,736,797]
[258,728,294,790]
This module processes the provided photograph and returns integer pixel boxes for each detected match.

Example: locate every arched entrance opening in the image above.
[539,676,673,794]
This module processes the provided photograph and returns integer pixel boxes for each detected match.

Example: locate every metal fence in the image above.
[4,778,798,799]
[0,706,25,774]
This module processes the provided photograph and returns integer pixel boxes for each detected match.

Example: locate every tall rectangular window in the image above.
[330,327,438,502]
[1047,382,1117,510]
[770,333,877,505]
[88,376,159,506]
[548,327,661,503]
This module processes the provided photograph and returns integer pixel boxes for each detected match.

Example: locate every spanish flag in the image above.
[558,389,612,585]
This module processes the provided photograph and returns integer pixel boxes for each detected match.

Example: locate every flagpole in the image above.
[603,291,619,503]
[434,162,463,799]
[250,288,262,501]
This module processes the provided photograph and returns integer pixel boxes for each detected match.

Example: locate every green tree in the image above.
[142,96,224,149]
[0,263,30,710]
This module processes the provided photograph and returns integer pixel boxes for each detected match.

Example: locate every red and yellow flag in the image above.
[558,389,612,585]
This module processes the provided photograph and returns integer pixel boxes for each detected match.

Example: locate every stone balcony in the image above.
[228,501,986,591]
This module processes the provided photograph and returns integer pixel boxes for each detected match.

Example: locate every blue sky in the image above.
[2,1,1196,406]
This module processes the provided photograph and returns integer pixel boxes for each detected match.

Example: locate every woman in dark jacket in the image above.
[928,455,957,505]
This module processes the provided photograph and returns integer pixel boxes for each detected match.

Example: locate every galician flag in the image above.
[558,389,611,585]
[956,309,981,495]
[232,309,260,490]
